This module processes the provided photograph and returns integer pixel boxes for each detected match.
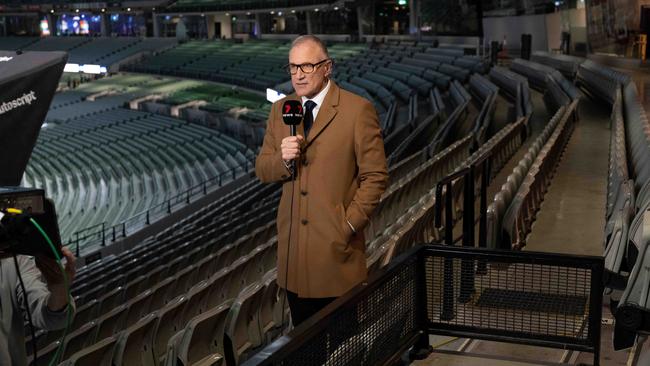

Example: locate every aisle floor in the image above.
[524,95,610,256]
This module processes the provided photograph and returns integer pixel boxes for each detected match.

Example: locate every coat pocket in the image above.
[332,203,353,262]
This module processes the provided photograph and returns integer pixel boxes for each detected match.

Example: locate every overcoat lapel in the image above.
[305,81,340,148]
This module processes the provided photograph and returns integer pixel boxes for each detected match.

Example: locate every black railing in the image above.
[244,244,604,366]
[68,160,253,256]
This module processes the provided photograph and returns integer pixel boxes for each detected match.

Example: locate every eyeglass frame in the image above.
[285,58,332,75]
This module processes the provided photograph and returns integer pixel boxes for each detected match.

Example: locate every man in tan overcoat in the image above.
[255,35,388,326]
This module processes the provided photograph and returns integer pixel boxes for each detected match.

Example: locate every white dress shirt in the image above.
[301,79,331,121]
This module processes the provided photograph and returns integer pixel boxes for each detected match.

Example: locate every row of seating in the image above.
[371,77,510,265]
[387,91,443,165]
[368,135,472,253]
[467,74,499,147]
[566,60,650,349]
[607,81,650,348]
[370,117,528,269]
[530,51,584,80]
[488,66,533,122]
[576,59,631,104]
[487,100,577,251]
[369,43,485,73]
[501,100,578,249]
[603,87,633,285]
[509,58,580,114]
[428,81,472,154]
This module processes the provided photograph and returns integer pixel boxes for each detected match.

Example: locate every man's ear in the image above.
[325,63,332,78]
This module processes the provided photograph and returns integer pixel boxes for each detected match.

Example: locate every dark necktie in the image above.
[303,100,317,138]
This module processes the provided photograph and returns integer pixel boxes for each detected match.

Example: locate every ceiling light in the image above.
[291,9,296,13]
[314,8,319,12]
[334,6,339,10]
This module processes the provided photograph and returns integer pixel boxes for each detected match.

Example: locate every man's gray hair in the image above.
[291,35,330,58]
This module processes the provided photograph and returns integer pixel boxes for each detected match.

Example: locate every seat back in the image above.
[62,336,118,366]
[113,312,158,366]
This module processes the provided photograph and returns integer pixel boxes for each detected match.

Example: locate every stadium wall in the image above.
[483,8,586,53]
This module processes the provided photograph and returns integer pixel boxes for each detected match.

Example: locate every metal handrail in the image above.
[69,159,253,256]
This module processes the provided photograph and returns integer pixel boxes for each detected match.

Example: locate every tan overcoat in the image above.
[255,81,388,298]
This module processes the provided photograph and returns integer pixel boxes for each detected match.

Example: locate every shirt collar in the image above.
[301,79,330,107]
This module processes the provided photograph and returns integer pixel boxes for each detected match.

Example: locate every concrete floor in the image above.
[525,96,610,256]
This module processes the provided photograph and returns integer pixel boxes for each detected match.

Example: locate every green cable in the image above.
[29,218,73,366]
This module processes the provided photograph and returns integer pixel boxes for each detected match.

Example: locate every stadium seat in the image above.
[60,336,118,366]
[224,283,265,365]
[94,304,129,342]
[152,296,189,364]
[167,300,232,366]
[112,312,159,366]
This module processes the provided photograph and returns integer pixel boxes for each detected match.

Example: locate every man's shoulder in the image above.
[337,86,374,110]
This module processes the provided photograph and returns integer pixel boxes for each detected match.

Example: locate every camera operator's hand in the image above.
[35,247,76,312]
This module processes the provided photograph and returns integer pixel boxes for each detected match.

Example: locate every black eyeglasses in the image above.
[285,59,331,75]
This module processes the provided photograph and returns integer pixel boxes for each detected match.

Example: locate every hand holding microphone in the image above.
[281,135,304,161]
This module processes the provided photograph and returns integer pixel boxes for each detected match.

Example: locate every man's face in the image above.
[289,41,331,98]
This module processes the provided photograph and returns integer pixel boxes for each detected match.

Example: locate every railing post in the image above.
[122,222,126,237]
[186,191,190,204]
[112,225,116,241]
[409,247,434,360]
[459,167,476,304]
[76,232,80,257]
[203,181,207,195]
[441,180,455,320]
[101,222,106,247]
[477,158,490,275]
[167,199,171,214]
[146,210,150,225]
